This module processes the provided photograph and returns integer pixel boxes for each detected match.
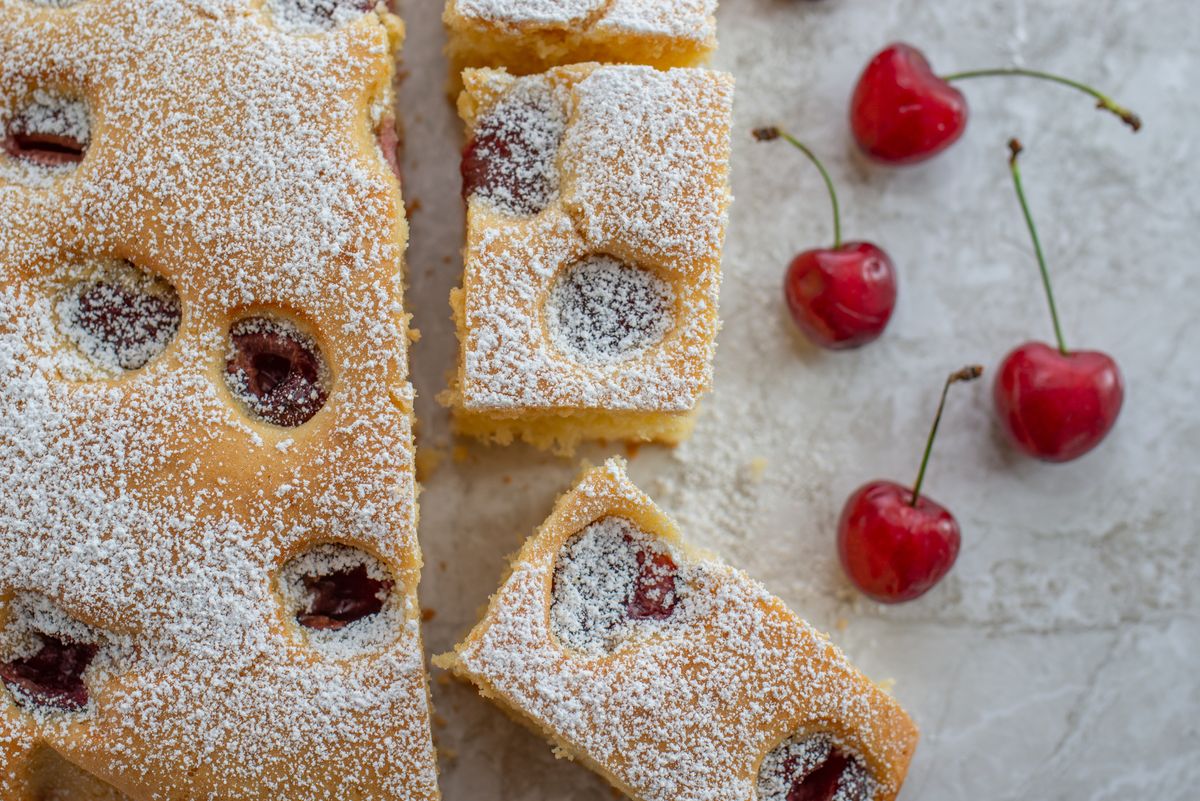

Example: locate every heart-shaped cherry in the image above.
[994,140,1123,462]
[850,43,1141,166]
[753,127,897,349]
[838,365,983,603]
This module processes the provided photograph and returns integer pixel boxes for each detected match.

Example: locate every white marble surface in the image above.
[394,1,1200,798]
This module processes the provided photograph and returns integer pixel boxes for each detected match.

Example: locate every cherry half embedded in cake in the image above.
[758,734,875,801]
[0,633,98,713]
[225,317,329,427]
[551,516,682,653]
[267,0,377,33]
[460,97,563,216]
[297,563,394,631]
[547,255,675,365]
[3,94,90,168]
[59,270,182,371]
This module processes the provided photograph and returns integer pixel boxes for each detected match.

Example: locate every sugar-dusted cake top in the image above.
[456,64,733,413]
[444,459,918,801]
[450,0,718,44]
[0,0,437,798]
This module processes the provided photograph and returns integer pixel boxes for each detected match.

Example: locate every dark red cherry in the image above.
[461,100,560,215]
[0,634,98,712]
[70,279,181,370]
[226,319,328,427]
[297,564,393,631]
[626,542,679,620]
[784,748,855,801]
[3,131,87,167]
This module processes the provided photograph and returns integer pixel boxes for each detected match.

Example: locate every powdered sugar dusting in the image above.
[445,460,917,801]
[545,255,674,366]
[1,0,437,797]
[550,516,682,654]
[450,0,716,43]
[757,733,877,801]
[1,90,90,186]
[455,65,731,414]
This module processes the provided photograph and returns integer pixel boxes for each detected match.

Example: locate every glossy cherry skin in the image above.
[994,341,1123,462]
[850,43,968,165]
[838,481,961,603]
[784,242,897,350]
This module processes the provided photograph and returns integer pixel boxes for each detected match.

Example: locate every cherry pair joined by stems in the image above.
[850,43,1141,165]
[753,127,896,350]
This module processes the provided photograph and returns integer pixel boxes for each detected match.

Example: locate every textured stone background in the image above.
[396,0,1200,798]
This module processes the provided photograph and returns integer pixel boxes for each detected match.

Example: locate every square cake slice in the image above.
[443,0,718,77]
[0,0,438,799]
[443,64,733,452]
[437,459,919,801]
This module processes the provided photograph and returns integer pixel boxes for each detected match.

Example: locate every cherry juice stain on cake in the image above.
[3,94,90,167]
[461,95,564,216]
[550,516,682,653]
[757,734,876,801]
[297,563,394,631]
[546,255,674,365]
[0,633,98,712]
[225,317,329,427]
[58,270,182,372]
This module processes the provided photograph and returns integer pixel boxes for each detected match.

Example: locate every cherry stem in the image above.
[752,126,841,248]
[911,365,984,506]
[941,67,1142,132]
[1008,139,1068,355]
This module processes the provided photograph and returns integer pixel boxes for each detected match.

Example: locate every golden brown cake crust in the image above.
[0,1,438,798]
[440,459,919,801]
[443,0,719,76]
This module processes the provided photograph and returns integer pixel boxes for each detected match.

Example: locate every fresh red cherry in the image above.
[753,127,897,349]
[850,43,1141,166]
[993,140,1123,461]
[995,343,1123,462]
[838,366,982,603]
[849,44,967,166]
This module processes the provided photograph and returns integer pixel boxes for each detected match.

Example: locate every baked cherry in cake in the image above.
[0,634,97,713]
[297,564,393,631]
[547,256,674,365]
[758,734,874,801]
[460,98,562,215]
[2,95,90,168]
[225,317,329,427]
[59,271,182,372]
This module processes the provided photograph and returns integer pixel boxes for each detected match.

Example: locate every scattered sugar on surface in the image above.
[550,516,681,654]
[0,0,437,796]
[545,255,673,366]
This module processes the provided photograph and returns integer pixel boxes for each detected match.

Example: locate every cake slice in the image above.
[437,459,919,801]
[443,64,733,452]
[0,0,438,798]
[443,0,718,77]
